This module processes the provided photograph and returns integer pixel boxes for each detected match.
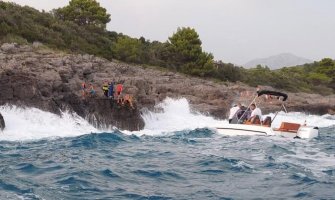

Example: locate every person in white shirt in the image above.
[228,103,241,123]
[248,103,262,124]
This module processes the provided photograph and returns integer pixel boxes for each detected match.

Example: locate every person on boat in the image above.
[248,103,262,124]
[228,103,241,123]
[102,81,109,97]
[108,82,114,99]
[231,105,250,124]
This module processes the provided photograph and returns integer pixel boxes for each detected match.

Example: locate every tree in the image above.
[317,58,335,77]
[53,0,111,29]
[168,27,215,76]
[320,58,334,67]
[168,27,203,64]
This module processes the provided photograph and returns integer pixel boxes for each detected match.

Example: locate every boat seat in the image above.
[274,122,301,133]
[244,116,261,125]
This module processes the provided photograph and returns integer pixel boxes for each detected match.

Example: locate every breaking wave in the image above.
[0,105,97,141]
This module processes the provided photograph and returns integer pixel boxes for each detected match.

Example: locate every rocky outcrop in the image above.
[0,44,144,131]
[0,43,334,131]
[0,112,5,131]
[0,69,144,131]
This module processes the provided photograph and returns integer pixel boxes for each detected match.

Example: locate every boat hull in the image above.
[216,124,274,136]
[216,124,318,139]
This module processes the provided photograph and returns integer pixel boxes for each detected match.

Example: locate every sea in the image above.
[0,98,334,200]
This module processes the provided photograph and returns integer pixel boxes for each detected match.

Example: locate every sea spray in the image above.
[0,105,97,141]
[140,98,225,134]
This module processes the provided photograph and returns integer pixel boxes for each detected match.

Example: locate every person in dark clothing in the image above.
[108,82,114,99]
[235,105,251,124]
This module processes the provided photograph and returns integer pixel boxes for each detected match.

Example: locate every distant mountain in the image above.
[244,53,312,69]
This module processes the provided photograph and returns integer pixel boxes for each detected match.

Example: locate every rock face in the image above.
[0,44,334,131]
[0,112,5,131]
[0,44,144,131]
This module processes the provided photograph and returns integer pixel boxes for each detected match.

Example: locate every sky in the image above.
[4,0,335,65]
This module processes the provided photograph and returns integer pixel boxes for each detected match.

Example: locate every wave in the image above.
[0,105,97,141]
[135,98,225,136]
[0,98,334,141]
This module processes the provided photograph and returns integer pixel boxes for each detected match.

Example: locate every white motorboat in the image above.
[216,90,319,139]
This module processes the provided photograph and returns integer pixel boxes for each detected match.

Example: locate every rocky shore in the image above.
[0,43,334,131]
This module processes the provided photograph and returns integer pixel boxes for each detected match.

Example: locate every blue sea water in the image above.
[1,127,334,200]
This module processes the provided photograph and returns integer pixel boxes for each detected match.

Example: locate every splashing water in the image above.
[0,105,97,141]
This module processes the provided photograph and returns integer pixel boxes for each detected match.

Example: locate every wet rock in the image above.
[0,112,5,131]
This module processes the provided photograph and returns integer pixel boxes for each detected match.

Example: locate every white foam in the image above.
[0,105,97,141]
[136,98,225,135]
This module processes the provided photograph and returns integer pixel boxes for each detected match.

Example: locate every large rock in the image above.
[0,70,144,131]
[0,112,5,131]
[1,43,18,53]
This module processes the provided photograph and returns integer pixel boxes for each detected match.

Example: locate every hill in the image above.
[244,53,312,69]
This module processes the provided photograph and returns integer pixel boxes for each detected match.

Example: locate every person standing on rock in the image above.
[102,81,109,97]
[81,82,87,98]
[116,82,123,98]
[89,83,96,97]
[124,94,135,109]
[108,82,114,99]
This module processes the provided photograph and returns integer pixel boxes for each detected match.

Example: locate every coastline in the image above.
[0,43,334,131]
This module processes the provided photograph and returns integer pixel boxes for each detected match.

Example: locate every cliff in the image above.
[0,44,334,131]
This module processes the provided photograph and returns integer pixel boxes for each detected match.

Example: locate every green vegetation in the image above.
[53,0,111,29]
[0,1,334,95]
[242,59,335,94]
[168,27,215,77]
[0,1,115,59]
